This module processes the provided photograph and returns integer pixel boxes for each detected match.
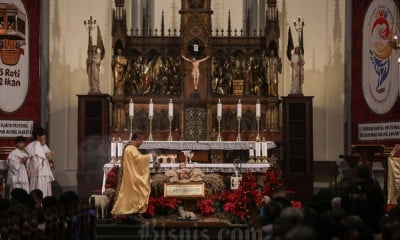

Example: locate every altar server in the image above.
[7,136,30,194]
[26,126,55,197]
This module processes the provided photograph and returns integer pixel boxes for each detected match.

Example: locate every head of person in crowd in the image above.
[14,136,26,150]
[32,125,46,145]
[30,189,44,209]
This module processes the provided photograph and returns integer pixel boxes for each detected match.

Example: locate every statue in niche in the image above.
[255,59,267,96]
[165,56,181,96]
[112,48,128,96]
[245,57,255,96]
[265,48,282,97]
[212,59,223,95]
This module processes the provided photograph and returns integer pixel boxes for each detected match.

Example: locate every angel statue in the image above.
[86,26,105,94]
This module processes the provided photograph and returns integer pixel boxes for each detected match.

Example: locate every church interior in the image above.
[0,0,400,239]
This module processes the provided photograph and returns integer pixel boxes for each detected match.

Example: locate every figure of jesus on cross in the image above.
[181,55,209,91]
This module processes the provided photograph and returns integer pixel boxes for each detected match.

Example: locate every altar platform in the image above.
[96,217,263,240]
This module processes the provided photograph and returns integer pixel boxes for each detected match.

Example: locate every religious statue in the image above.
[181,55,209,91]
[289,46,305,95]
[86,26,105,94]
[112,48,128,96]
[165,162,204,183]
[265,49,282,97]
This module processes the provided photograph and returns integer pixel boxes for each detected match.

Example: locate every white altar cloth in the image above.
[102,162,270,193]
[139,141,276,151]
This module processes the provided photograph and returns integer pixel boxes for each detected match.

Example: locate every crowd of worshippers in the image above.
[258,164,400,240]
[0,188,95,240]
[1,161,400,239]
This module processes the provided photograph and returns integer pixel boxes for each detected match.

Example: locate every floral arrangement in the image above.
[197,165,303,224]
[261,164,284,197]
[145,196,181,217]
[198,173,264,224]
[105,165,120,191]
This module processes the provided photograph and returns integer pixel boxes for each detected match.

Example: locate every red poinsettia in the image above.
[262,164,284,197]
[216,173,264,223]
[145,196,181,217]
[291,200,302,208]
[198,198,216,217]
[105,166,120,190]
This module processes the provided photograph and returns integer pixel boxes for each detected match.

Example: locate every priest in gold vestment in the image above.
[111,134,156,215]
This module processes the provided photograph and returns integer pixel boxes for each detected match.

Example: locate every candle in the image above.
[111,140,116,157]
[255,141,261,157]
[217,99,222,117]
[117,139,123,157]
[249,146,254,157]
[256,100,261,118]
[237,99,242,118]
[149,99,154,117]
[129,99,134,117]
[168,99,173,117]
[262,141,268,157]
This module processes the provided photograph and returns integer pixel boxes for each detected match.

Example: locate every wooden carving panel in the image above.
[183,107,207,140]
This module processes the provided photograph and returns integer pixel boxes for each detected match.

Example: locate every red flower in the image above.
[198,198,215,216]
[105,166,120,191]
[291,200,302,208]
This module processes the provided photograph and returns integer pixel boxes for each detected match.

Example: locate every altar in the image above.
[103,140,275,193]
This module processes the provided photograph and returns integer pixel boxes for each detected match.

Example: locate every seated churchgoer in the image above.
[7,136,30,194]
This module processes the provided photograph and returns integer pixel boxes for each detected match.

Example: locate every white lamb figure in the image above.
[177,206,197,221]
[89,189,115,219]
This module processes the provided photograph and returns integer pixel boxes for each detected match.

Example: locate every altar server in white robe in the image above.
[26,126,55,197]
[7,136,30,194]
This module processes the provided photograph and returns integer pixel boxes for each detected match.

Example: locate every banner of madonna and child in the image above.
[362,0,399,115]
[0,0,29,113]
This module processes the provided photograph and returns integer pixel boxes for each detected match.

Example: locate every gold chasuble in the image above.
[111,144,151,215]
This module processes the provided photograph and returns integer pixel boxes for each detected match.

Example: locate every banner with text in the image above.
[0,120,33,138]
[0,0,29,113]
[358,122,400,141]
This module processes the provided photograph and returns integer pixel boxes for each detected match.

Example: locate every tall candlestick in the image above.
[149,99,154,117]
[217,99,222,117]
[256,100,261,118]
[129,99,134,117]
[168,99,173,117]
[237,99,242,118]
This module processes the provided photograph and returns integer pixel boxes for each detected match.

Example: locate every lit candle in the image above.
[129,99,134,117]
[262,141,268,157]
[168,99,173,117]
[237,99,242,118]
[149,99,154,117]
[256,100,261,118]
[217,99,222,117]
[255,141,261,157]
